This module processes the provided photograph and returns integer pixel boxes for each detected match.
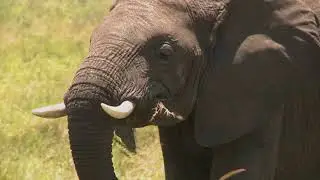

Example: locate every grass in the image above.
[0,0,163,179]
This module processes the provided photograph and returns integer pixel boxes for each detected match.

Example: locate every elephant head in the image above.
[32,0,320,179]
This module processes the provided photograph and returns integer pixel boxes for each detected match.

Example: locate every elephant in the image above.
[32,0,320,179]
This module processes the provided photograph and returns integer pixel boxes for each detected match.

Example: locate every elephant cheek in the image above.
[67,116,116,180]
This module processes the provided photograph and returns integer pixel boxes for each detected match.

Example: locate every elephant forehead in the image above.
[108,0,190,30]
[90,0,194,48]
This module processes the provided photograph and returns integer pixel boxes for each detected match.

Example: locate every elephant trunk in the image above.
[67,113,116,180]
[65,82,117,179]
[64,62,126,179]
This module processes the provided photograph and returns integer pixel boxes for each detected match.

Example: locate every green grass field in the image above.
[0,0,163,179]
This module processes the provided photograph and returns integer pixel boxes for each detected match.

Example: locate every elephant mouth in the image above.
[100,93,184,127]
[147,100,184,125]
[96,80,185,127]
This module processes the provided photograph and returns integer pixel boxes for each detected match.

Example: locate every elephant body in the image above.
[33,0,320,179]
[160,92,320,180]
[159,1,320,179]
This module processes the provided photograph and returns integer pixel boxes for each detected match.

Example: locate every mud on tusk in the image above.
[101,101,135,119]
[32,103,67,118]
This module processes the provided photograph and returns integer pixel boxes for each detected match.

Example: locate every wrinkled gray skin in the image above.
[62,0,320,179]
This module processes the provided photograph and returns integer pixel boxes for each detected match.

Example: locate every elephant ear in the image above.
[193,0,320,147]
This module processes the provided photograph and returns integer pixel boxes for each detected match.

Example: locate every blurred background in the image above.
[0,0,163,179]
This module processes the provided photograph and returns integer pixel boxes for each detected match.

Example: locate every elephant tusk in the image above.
[32,103,67,118]
[219,169,246,180]
[101,101,135,119]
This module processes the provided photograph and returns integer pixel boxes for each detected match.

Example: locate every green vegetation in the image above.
[0,0,163,179]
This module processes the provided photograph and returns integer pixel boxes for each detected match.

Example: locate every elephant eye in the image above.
[158,42,174,58]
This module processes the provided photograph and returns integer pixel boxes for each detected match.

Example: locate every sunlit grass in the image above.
[0,0,163,179]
